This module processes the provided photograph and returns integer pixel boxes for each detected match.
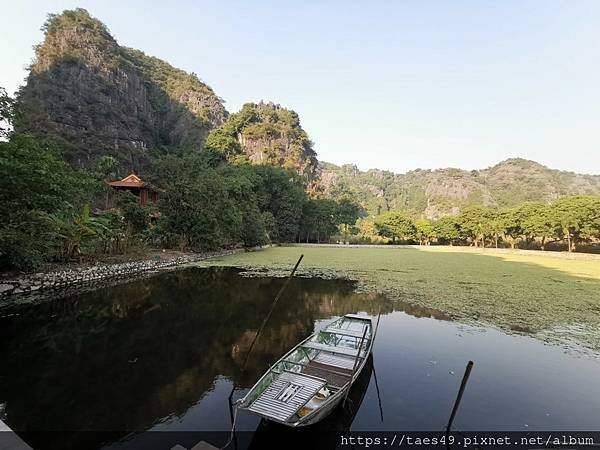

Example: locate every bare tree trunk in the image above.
[567,234,572,253]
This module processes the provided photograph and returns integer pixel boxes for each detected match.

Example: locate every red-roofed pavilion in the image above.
[107,174,158,207]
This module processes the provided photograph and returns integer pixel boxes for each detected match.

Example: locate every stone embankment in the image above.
[0,249,242,298]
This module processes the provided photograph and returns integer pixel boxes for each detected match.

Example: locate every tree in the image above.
[204,128,242,159]
[0,87,15,139]
[299,198,339,243]
[519,202,559,250]
[482,209,504,248]
[375,211,416,243]
[118,191,150,236]
[414,219,436,245]
[336,198,362,241]
[49,204,108,261]
[433,216,461,245]
[0,133,97,270]
[151,153,242,251]
[299,199,319,243]
[252,165,306,242]
[499,207,524,249]
[553,196,600,252]
[458,206,492,247]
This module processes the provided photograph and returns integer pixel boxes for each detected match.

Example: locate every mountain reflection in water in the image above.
[0,267,389,448]
[2,266,600,450]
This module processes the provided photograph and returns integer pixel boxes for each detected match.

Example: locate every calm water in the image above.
[1,267,599,449]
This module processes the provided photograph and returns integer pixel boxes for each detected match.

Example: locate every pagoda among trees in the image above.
[107,174,158,207]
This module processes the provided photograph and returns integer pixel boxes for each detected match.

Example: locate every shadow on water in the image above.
[0,267,389,449]
[2,265,600,450]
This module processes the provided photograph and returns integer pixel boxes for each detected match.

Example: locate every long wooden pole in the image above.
[241,254,304,372]
[225,254,304,450]
[445,360,474,445]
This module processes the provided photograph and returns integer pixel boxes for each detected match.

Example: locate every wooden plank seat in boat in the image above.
[303,359,352,389]
[248,371,326,422]
[313,351,357,371]
[323,326,369,339]
[302,341,362,357]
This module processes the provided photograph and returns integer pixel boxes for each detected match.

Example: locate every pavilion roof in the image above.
[108,174,147,189]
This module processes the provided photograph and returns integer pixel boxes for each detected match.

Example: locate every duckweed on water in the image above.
[197,246,600,352]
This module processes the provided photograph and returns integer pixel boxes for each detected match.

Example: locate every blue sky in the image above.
[2,1,599,173]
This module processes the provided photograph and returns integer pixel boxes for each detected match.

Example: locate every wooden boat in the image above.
[237,313,375,427]
[246,354,374,449]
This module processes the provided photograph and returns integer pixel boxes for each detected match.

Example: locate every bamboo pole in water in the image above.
[240,254,304,371]
[226,254,304,450]
[445,360,474,445]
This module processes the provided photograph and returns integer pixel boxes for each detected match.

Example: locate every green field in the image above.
[198,245,600,352]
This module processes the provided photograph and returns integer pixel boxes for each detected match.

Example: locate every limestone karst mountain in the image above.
[15,8,227,171]
[320,158,600,218]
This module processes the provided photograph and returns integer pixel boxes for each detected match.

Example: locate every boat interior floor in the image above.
[247,371,326,422]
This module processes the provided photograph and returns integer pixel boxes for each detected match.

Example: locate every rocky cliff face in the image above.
[320,158,600,218]
[208,102,319,183]
[237,102,317,177]
[15,9,226,171]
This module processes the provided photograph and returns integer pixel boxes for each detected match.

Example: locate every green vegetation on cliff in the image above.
[15,8,227,172]
[3,9,600,271]
[206,102,318,183]
[1,84,360,271]
[321,159,600,218]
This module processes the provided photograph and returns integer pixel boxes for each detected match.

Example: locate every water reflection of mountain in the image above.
[0,267,413,449]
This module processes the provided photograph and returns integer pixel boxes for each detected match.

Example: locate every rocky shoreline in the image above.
[0,249,244,299]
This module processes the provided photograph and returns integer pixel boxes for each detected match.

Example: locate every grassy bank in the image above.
[198,245,600,351]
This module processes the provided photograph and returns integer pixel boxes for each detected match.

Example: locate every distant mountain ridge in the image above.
[319,158,600,218]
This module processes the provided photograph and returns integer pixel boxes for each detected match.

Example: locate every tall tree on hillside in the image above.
[375,211,416,243]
